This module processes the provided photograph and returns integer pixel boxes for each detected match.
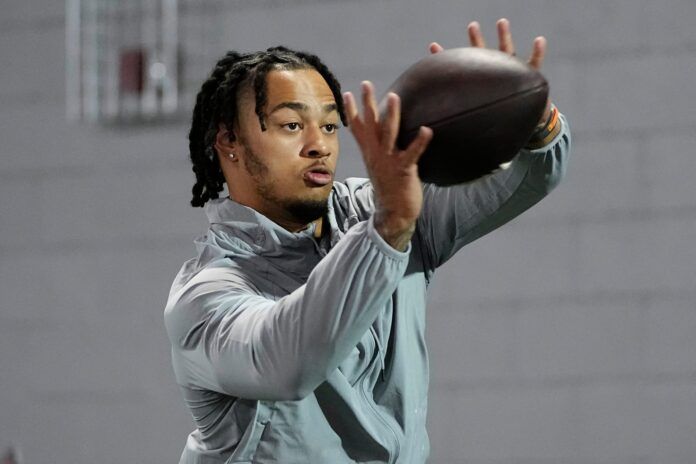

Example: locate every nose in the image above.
[301,125,331,158]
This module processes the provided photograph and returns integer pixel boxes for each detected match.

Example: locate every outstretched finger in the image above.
[429,42,445,54]
[361,81,379,129]
[528,36,546,70]
[496,18,516,56]
[380,92,401,153]
[343,92,363,134]
[342,91,359,123]
[467,21,486,48]
[402,126,433,165]
[343,91,369,152]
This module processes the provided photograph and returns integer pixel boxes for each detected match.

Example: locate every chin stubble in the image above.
[284,198,329,224]
[242,141,329,224]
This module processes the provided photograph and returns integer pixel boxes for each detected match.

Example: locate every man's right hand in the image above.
[343,82,433,251]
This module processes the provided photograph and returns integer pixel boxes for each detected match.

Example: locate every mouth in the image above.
[303,165,334,187]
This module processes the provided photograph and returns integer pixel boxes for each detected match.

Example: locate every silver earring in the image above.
[228,153,235,159]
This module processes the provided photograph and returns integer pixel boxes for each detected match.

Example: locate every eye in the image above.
[323,124,339,134]
[283,122,302,132]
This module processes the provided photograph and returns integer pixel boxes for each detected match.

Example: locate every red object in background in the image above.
[119,48,146,94]
[1,447,18,464]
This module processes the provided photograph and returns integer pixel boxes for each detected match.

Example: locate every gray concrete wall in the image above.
[1,1,694,463]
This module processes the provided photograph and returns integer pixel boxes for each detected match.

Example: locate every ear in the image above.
[214,123,239,162]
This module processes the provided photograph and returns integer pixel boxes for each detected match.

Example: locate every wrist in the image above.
[374,212,416,252]
[526,104,561,149]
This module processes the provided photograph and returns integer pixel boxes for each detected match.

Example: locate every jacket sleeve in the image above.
[417,112,571,271]
[164,216,409,401]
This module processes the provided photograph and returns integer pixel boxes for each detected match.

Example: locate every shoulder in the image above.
[163,261,262,347]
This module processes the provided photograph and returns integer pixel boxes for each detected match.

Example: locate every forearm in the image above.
[261,217,409,396]
[167,216,410,400]
[418,111,572,269]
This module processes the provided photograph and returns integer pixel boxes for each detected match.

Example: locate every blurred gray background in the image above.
[1,0,695,463]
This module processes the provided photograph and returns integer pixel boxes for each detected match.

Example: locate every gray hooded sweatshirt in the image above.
[164,114,571,463]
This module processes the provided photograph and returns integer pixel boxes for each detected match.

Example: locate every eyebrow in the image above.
[269,101,337,115]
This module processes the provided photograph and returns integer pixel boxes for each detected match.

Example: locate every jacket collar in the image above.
[202,196,348,281]
[204,196,317,246]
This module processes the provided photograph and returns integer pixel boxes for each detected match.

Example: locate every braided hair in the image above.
[188,46,347,207]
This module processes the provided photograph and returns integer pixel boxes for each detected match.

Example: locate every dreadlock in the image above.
[188,46,347,207]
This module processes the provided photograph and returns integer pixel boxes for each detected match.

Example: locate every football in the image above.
[382,47,549,185]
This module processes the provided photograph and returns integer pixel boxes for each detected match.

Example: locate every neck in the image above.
[272,214,322,234]
[228,194,323,234]
[313,217,324,238]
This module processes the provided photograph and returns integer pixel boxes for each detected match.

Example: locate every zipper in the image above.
[360,376,401,463]
[359,338,401,464]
